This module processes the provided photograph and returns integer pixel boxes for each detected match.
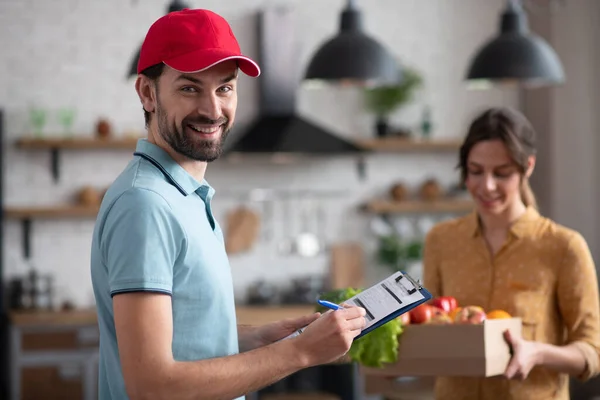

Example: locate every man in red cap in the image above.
[90,8,366,400]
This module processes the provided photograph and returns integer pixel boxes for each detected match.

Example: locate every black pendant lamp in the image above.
[127,0,190,78]
[304,0,400,87]
[466,0,564,88]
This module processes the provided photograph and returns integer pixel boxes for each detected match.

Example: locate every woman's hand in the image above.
[503,329,542,380]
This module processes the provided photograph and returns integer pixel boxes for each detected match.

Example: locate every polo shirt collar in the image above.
[134,139,215,200]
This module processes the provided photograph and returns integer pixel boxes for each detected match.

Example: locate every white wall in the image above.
[0,0,516,307]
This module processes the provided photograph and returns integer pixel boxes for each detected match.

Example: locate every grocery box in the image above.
[362,318,522,377]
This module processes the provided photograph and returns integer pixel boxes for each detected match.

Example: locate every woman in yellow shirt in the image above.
[423,107,600,400]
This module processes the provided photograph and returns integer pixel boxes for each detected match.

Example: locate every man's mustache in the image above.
[184,116,228,126]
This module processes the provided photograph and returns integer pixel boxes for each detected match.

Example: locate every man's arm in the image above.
[114,292,365,400]
[238,313,321,353]
[238,324,258,352]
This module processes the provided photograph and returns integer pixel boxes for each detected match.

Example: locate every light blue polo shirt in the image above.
[90,139,239,400]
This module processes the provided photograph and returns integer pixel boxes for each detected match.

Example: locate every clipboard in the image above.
[342,270,432,340]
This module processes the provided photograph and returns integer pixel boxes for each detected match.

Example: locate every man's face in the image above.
[152,61,238,162]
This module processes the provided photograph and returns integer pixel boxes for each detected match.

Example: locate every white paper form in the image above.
[345,271,424,329]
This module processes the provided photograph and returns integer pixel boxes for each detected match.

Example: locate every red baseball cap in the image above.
[137,8,260,77]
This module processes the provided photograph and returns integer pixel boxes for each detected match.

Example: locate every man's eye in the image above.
[468,170,482,175]
[218,86,232,93]
[181,86,197,93]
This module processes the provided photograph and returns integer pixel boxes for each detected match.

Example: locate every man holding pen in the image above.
[90,8,366,400]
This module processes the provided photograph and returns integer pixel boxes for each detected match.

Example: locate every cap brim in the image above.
[164,48,261,77]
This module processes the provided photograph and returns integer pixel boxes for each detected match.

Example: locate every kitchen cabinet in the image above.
[9,310,99,400]
[8,306,316,400]
[21,365,88,400]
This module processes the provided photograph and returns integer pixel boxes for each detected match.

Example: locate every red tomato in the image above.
[446,296,458,311]
[398,312,411,325]
[431,296,458,313]
[409,304,433,324]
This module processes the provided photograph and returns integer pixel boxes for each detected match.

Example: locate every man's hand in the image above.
[503,329,541,380]
[292,306,366,367]
[242,313,321,351]
[258,312,322,344]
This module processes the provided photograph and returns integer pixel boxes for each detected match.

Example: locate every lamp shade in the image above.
[304,4,400,86]
[466,0,564,87]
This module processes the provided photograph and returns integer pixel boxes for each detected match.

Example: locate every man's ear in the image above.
[135,76,156,114]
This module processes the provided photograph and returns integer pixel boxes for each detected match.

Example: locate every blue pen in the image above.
[317,299,342,310]
[280,300,342,341]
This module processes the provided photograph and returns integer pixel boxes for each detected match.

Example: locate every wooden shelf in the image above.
[356,137,462,152]
[15,136,142,182]
[9,309,99,327]
[363,199,474,214]
[14,136,458,183]
[9,305,316,327]
[16,136,142,150]
[4,205,100,259]
[16,136,459,152]
[4,205,100,219]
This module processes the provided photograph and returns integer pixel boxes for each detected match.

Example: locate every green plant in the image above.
[376,234,404,268]
[317,288,403,368]
[364,67,424,117]
[376,234,423,272]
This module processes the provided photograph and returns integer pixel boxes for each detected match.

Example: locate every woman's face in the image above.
[465,139,530,216]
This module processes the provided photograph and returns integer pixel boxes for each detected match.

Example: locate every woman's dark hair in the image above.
[140,63,165,127]
[458,107,538,209]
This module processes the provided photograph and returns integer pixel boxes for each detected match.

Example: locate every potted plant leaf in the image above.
[376,233,424,275]
[363,66,424,137]
[316,287,403,368]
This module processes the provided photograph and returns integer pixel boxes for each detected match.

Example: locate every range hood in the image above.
[225,7,365,155]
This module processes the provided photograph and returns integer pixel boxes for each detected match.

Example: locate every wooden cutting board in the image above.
[225,206,261,254]
[328,242,364,289]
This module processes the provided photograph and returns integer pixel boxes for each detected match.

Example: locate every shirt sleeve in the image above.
[423,226,442,298]
[556,231,600,380]
[100,188,185,297]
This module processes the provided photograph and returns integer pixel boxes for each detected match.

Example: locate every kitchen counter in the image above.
[9,304,317,327]
[9,309,98,327]
[8,304,318,400]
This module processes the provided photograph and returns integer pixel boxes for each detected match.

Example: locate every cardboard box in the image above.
[362,318,522,377]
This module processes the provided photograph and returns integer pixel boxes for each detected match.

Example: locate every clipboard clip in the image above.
[402,271,423,290]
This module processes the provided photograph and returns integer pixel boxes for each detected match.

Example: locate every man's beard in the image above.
[156,100,230,162]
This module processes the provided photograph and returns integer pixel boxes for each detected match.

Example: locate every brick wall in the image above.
[0,0,515,307]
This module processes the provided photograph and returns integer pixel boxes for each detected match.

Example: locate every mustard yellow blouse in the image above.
[423,207,600,400]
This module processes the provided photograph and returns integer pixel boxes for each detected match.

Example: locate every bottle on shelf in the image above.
[420,105,433,139]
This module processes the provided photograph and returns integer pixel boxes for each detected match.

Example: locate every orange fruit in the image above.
[448,307,462,321]
[486,309,512,319]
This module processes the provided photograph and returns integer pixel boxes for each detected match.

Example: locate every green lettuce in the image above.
[316,288,403,368]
